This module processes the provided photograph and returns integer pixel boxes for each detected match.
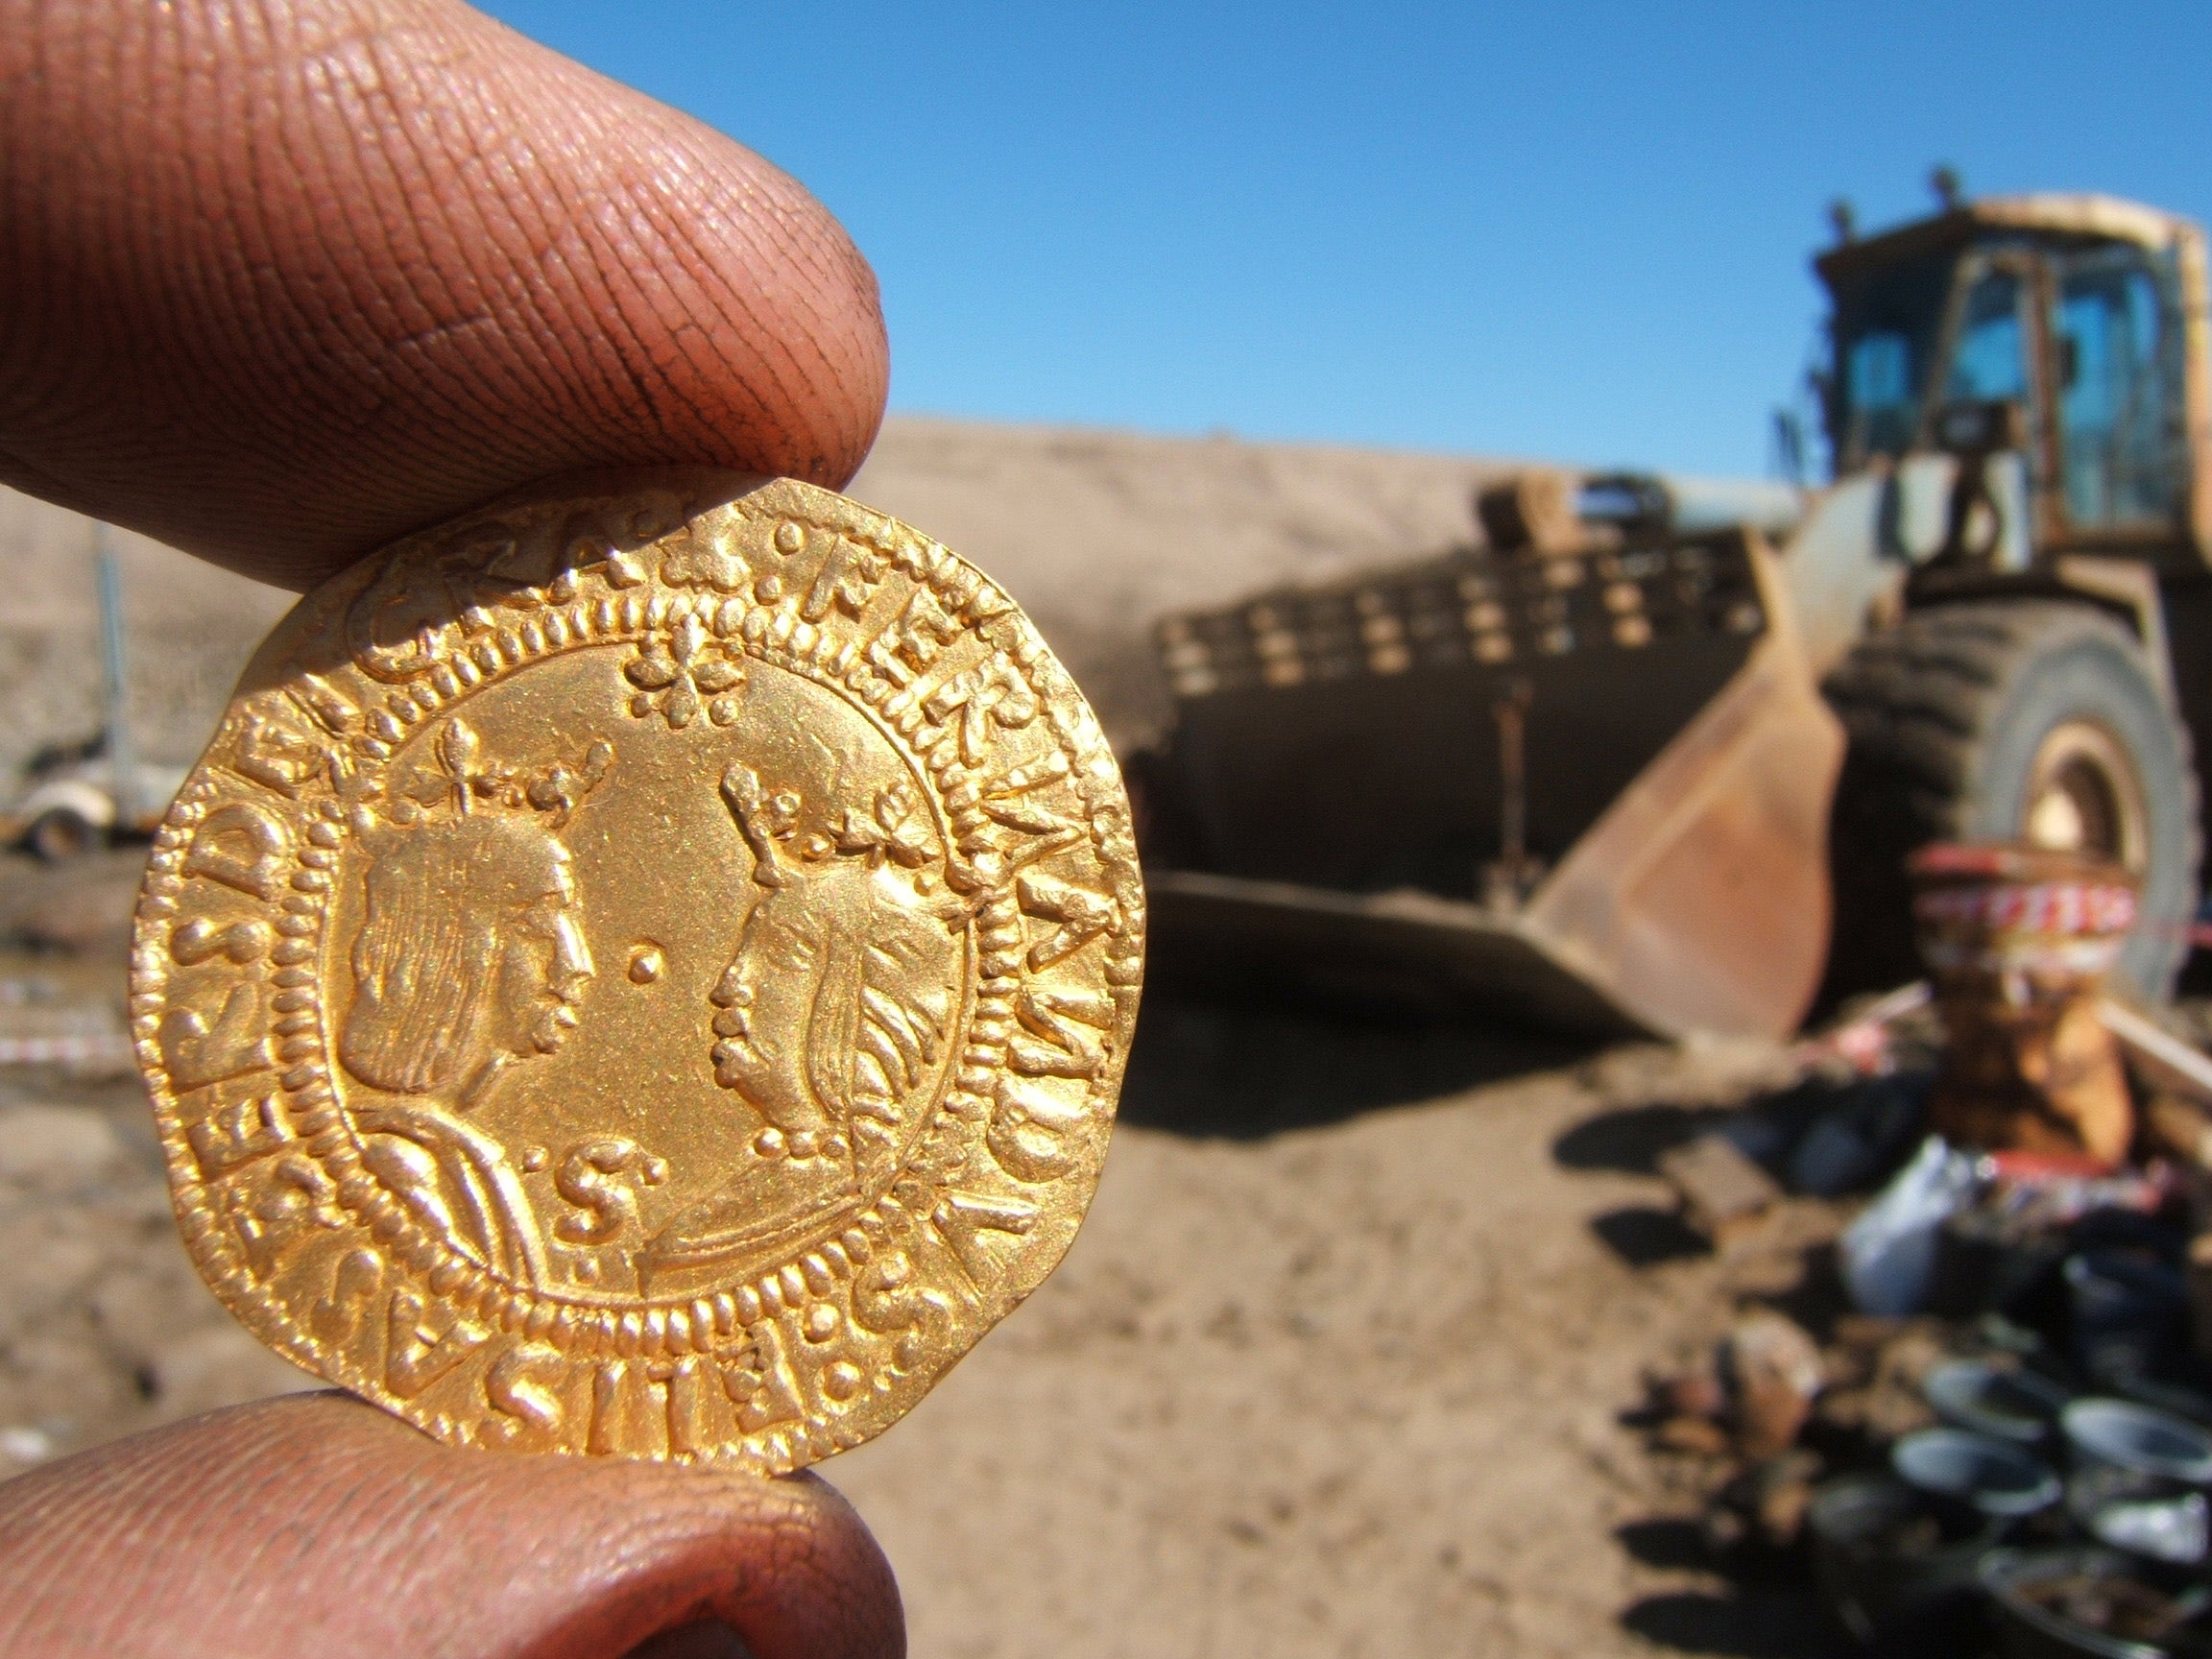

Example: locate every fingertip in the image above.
[2,0,893,589]
[0,1393,903,1659]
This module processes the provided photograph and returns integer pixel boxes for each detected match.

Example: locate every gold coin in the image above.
[128,469,1144,1469]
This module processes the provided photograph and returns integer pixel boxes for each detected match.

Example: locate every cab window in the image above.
[2053,247,2178,527]
[1845,331,1915,461]
[1828,251,1952,470]
[1945,272,2030,404]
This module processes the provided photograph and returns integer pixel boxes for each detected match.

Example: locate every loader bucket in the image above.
[1144,526,1844,1040]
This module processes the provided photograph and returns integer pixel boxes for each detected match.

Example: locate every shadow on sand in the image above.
[1618,1589,1853,1659]
[1118,986,1588,1140]
[1551,1101,1745,1177]
[1615,1524,1854,1657]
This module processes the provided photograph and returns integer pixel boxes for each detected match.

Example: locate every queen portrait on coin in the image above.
[641,758,959,1278]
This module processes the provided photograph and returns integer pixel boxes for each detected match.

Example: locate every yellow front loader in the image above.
[1140,193,2212,1039]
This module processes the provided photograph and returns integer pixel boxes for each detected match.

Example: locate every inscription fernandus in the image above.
[130,470,1144,1470]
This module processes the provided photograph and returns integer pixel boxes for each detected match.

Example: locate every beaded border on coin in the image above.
[128,470,1143,1469]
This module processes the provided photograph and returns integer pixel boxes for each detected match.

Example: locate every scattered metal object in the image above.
[1931,1205,2073,1322]
[1912,844,2137,1168]
[1656,1132,1784,1251]
[1923,1359,2072,1448]
[1809,1470,2003,1648]
[1479,677,1542,911]
[2069,1252,2193,1394]
[1,540,186,858]
[1143,191,2212,1036]
[1981,1546,2205,1658]
[1891,1427,2061,1518]
[1724,1310,1825,1458]
[0,738,185,863]
[2062,1399,2212,1566]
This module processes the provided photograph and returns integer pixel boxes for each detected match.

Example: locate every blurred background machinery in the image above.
[1141,187,2212,1040]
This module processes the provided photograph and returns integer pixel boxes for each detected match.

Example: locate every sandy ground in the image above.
[0,850,1853,1659]
[829,1013,1848,1659]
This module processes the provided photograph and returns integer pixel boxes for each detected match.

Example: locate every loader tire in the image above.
[1823,600,2200,1001]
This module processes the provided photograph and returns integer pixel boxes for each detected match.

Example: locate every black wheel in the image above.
[25,806,102,863]
[1824,600,2200,1000]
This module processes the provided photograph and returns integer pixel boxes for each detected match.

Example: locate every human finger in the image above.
[1,0,889,590]
[0,1390,903,1659]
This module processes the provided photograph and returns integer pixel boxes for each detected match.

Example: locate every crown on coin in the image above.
[720,762,937,877]
[383,717,613,830]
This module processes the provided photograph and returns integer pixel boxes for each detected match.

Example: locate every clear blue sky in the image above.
[481,1,2210,478]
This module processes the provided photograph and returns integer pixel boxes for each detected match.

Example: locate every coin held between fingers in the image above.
[130,469,1144,1469]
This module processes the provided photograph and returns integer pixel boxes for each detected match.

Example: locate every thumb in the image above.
[0,1391,903,1659]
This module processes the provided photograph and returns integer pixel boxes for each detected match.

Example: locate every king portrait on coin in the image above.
[128,469,1144,1470]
